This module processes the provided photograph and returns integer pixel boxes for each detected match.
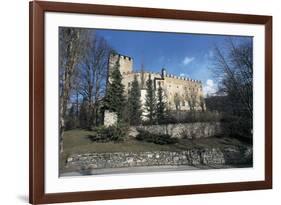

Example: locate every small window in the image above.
[182,101,185,106]
[128,82,131,87]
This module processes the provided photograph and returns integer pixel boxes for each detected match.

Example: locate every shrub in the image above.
[89,123,129,142]
[220,115,252,141]
[136,130,178,145]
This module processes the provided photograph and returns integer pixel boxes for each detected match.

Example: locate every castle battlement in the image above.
[111,53,133,61]
[123,70,202,84]
[164,73,201,83]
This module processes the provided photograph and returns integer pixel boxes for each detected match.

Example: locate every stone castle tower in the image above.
[108,53,205,113]
[108,53,133,77]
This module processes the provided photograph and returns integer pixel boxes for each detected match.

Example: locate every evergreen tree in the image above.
[144,74,157,124]
[156,84,166,124]
[104,60,125,120]
[128,75,142,125]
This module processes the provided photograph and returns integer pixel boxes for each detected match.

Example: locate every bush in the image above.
[220,115,252,141]
[136,130,178,145]
[89,123,129,142]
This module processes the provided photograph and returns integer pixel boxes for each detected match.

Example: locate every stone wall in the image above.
[104,110,117,127]
[66,147,252,171]
[66,149,225,170]
[108,53,133,78]
[136,122,221,139]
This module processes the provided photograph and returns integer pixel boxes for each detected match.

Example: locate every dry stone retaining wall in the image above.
[66,149,227,170]
[66,146,252,171]
[136,122,221,139]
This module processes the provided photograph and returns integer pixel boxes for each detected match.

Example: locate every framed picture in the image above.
[29,1,272,204]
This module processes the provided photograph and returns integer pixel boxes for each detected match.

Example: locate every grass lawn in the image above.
[60,129,251,173]
[60,129,182,172]
[62,129,183,154]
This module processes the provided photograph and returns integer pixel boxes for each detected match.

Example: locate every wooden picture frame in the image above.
[29,1,272,204]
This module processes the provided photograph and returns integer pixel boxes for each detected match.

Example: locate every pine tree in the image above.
[128,75,142,125]
[144,74,157,124]
[156,84,166,124]
[104,60,125,120]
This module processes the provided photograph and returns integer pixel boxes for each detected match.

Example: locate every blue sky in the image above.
[96,29,252,96]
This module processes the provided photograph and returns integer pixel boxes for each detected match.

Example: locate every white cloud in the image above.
[182,56,194,65]
[203,79,217,97]
[180,73,189,77]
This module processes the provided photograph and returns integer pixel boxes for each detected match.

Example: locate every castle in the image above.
[108,53,205,113]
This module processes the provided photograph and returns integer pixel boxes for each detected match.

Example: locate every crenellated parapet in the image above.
[111,53,133,61]
[163,73,202,84]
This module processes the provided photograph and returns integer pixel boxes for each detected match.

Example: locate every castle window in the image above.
[182,101,185,106]
[128,82,131,87]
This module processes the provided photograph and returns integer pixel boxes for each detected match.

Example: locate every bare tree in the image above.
[59,27,88,153]
[199,96,206,112]
[213,38,253,118]
[77,30,112,128]
[212,38,253,138]
[185,88,198,112]
[174,93,181,111]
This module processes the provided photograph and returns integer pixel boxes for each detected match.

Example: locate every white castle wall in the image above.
[108,53,205,116]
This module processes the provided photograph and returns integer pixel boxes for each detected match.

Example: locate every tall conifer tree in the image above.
[144,74,157,124]
[128,75,142,125]
[104,60,125,120]
[156,84,166,124]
